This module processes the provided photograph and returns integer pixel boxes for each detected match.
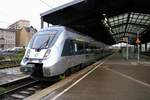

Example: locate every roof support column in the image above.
[47,23,49,27]
[145,43,147,52]
[140,44,142,52]
[41,17,44,29]
[125,12,131,32]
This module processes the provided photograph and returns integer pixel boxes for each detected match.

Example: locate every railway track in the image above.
[0,77,54,100]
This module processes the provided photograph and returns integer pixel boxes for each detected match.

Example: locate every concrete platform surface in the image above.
[43,53,150,100]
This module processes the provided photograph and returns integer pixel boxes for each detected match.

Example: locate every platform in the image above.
[27,53,150,100]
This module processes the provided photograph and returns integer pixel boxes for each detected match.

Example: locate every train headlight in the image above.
[44,49,51,58]
[26,49,30,58]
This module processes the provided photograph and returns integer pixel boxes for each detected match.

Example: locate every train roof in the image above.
[39,25,92,38]
[38,26,107,46]
[39,25,65,32]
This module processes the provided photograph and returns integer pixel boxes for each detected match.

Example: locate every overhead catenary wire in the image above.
[39,0,54,8]
[0,21,11,24]
[39,0,72,9]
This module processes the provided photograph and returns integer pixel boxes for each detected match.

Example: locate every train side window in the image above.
[62,40,85,56]
[77,42,84,54]
[85,43,91,53]
[61,39,75,56]
[85,43,89,53]
[73,41,84,55]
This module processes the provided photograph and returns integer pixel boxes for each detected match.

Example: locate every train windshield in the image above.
[29,30,58,49]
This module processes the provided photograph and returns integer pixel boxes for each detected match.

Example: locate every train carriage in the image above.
[20,26,110,80]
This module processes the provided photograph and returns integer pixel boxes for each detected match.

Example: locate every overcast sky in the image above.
[0,0,73,30]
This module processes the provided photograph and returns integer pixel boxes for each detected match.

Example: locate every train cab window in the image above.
[29,30,58,49]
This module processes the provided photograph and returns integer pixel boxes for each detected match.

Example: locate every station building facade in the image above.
[8,19,37,48]
[0,20,37,50]
[8,20,30,30]
[0,28,16,49]
[16,26,37,47]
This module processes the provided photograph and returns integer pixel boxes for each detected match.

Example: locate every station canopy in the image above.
[103,12,150,44]
[40,0,150,45]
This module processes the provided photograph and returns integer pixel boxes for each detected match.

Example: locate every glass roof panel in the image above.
[113,16,118,21]
[146,21,150,25]
[118,19,123,22]
[109,21,114,24]
[131,28,138,33]
[118,16,123,19]
[103,12,150,42]
[138,15,144,19]
[133,14,138,19]
[130,14,133,18]
[129,18,136,22]
[136,19,141,23]
[114,21,118,24]
[123,20,127,23]
[144,16,149,20]
[109,23,113,25]
[141,20,146,23]
[124,13,128,18]
[109,18,113,22]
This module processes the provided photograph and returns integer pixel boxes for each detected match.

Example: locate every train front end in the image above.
[20,27,63,79]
